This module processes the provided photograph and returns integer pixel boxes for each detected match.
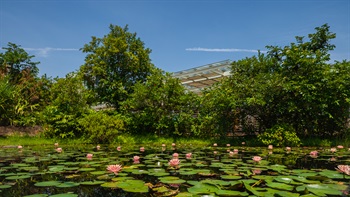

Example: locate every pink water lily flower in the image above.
[172,153,179,158]
[107,164,122,175]
[252,169,262,175]
[54,143,59,147]
[117,146,121,151]
[168,158,180,168]
[226,144,230,147]
[162,144,166,147]
[337,145,344,149]
[252,156,262,163]
[56,148,62,153]
[330,147,337,153]
[140,147,145,152]
[229,151,234,157]
[268,145,273,150]
[17,145,23,149]
[242,142,246,145]
[286,147,291,151]
[186,153,192,159]
[86,153,93,160]
[337,165,350,175]
[213,143,217,147]
[96,145,101,150]
[172,143,176,147]
[133,156,140,164]
[309,151,318,158]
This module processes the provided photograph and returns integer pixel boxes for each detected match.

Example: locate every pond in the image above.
[0,143,349,196]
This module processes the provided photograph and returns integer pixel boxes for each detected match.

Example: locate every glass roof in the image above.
[172,60,232,93]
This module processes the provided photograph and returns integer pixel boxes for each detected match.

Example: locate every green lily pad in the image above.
[115,179,149,193]
[49,194,78,197]
[35,181,61,187]
[188,182,219,195]
[305,184,343,196]
[56,182,80,188]
[0,185,11,189]
[274,191,300,197]
[266,182,294,191]
[101,182,119,188]
[5,175,31,180]
[160,178,186,184]
[80,181,105,185]
[220,175,242,180]
[216,189,249,196]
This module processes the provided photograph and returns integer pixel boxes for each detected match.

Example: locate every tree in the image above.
[122,68,200,137]
[0,43,43,126]
[79,24,154,109]
[228,24,350,137]
[0,42,39,84]
[39,72,92,138]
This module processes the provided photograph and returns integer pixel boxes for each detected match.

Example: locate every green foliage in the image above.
[0,43,44,126]
[78,111,126,144]
[198,81,238,138]
[40,105,79,139]
[0,42,39,84]
[39,73,91,139]
[258,124,301,147]
[80,24,154,109]
[319,139,332,147]
[0,77,17,125]
[228,24,350,137]
[122,68,199,137]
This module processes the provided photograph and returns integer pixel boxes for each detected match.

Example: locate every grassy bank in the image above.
[1,133,349,148]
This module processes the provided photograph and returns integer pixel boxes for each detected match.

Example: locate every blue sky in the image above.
[1,0,349,78]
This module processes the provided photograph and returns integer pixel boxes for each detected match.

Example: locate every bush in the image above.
[39,105,79,139]
[78,111,126,144]
[258,124,301,147]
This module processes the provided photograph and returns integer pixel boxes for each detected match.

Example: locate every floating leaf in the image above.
[215,189,249,196]
[266,182,294,191]
[49,194,78,197]
[35,181,61,187]
[188,182,219,195]
[56,182,80,188]
[115,179,149,193]
[80,181,105,185]
[22,194,48,197]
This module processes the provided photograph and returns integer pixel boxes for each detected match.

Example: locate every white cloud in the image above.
[186,47,266,53]
[23,47,79,57]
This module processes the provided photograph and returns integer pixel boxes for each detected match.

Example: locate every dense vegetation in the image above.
[1,24,349,146]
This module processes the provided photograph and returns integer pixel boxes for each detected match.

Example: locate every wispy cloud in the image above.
[23,47,79,57]
[186,47,266,53]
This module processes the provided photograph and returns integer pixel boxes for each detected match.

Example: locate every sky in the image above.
[1,0,349,78]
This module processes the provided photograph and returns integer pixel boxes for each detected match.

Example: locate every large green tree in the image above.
[228,24,350,137]
[0,42,39,84]
[80,25,154,109]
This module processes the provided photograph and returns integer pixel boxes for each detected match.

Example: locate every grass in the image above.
[1,133,350,148]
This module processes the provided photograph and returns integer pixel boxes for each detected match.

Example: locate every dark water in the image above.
[0,145,349,196]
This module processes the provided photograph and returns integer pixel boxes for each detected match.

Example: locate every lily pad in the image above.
[188,182,219,195]
[115,179,149,193]
[35,181,61,187]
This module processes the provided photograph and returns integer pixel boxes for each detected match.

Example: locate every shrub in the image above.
[78,111,126,144]
[39,105,79,139]
[258,124,301,147]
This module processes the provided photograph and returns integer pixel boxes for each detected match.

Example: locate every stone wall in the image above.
[0,126,42,136]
